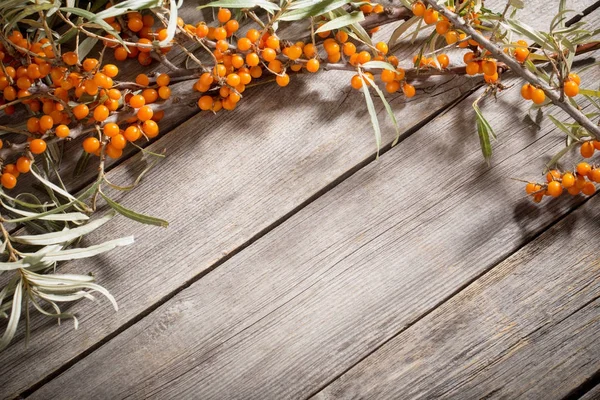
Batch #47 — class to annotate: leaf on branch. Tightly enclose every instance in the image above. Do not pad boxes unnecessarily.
[94,0,162,20]
[473,102,495,164]
[100,192,169,227]
[11,212,115,246]
[361,73,402,147]
[280,0,351,21]
[315,11,364,33]
[59,7,126,46]
[358,73,382,158]
[198,0,280,12]
[0,279,22,352]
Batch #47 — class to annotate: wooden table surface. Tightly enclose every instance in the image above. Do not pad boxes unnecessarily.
[1,1,599,399]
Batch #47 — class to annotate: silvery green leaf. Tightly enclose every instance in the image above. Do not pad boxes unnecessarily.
[0,279,22,351]
[0,260,30,271]
[280,0,351,21]
[101,192,168,227]
[359,73,382,158]
[12,212,114,245]
[40,236,134,262]
[30,166,85,207]
[316,11,364,33]
[94,0,162,19]
[361,61,397,72]
[159,0,178,46]
[77,37,98,61]
[198,0,280,12]
[362,74,402,147]
[1,200,89,223]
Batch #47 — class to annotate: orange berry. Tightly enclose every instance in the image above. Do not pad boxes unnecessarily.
[226,73,241,87]
[445,31,459,45]
[198,95,213,111]
[4,164,19,178]
[582,182,596,196]
[27,117,40,133]
[124,125,142,141]
[412,1,426,16]
[514,47,529,62]
[546,181,563,197]
[577,162,592,177]
[195,24,208,38]
[590,168,600,183]
[237,38,252,51]
[129,94,146,108]
[55,124,70,138]
[82,58,99,71]
[246,29,260,42]
[62,51,78,65]
[437,54,450,68]
[39,115,53,132]
[102,123,119,138]
[402,83,416,97]
[287,45,302,60]
[27,64,41,80]
[137,105,153,121]
[1,173,16,189]
[423,9,439,24]
[466,61,479,75]
[102,64,119,78]
[105,144,122,159]
[525,182,542,194]
[484,72,499,84]
[135,74,150,86]
[218,8,231,23]
[435,18,451,34]
[138,52,152,65]
[564,81,579,97]
[262,48,277,62]
[306,59,320,73]
[93,105,110,122]
[375,42,388,55]
[567,72,581,85]
[593,140,600,151]
[521,84,534,100]
[343,42,356,56]
[336,31,349,43]
[83,137,100,153]
[142,88,158,103]
[357,51,371,64]
[561,172,575,188]
[30,138,47,154]
[385,81,400,93]
[246,52,260,67]
[546,169,561,182]
[482,60,497,76]
[16,77,31,90]
[108,88,122,100]
[531,88,545,105]
[214,27,227,41]
[128,17,143,32]
[580,141,595,158]
[142,120,159,138]
[351,75,363,90]
[266,35,280,50]
[225,20,239,34]
[111,133,127,149]
[276,73,290,87]
[16,157,31,174]
[158,86,171,99]
[115,46,128,61]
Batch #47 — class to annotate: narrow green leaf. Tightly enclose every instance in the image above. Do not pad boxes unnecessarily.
[361,61,397,72]
[40,236,134,262]
[362,74,402,146]
[358,73,382,158]
[315,11,364,33]
[280,0,351,21]
[198,0,280,12]
[12,213,115,245]
[101,192,168,227]
[0,279,22,351]
[94,0,162,20]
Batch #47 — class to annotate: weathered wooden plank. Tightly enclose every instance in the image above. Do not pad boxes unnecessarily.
[26,58,600,398]
[0,22,477,400]
[314,195,600,400]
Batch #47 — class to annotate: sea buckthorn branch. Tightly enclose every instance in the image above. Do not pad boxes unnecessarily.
[423,0,600,139]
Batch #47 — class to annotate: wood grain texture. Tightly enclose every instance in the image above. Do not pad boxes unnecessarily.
[28,60,600,399]
[0,20,477,400]
[314,195,600,400]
